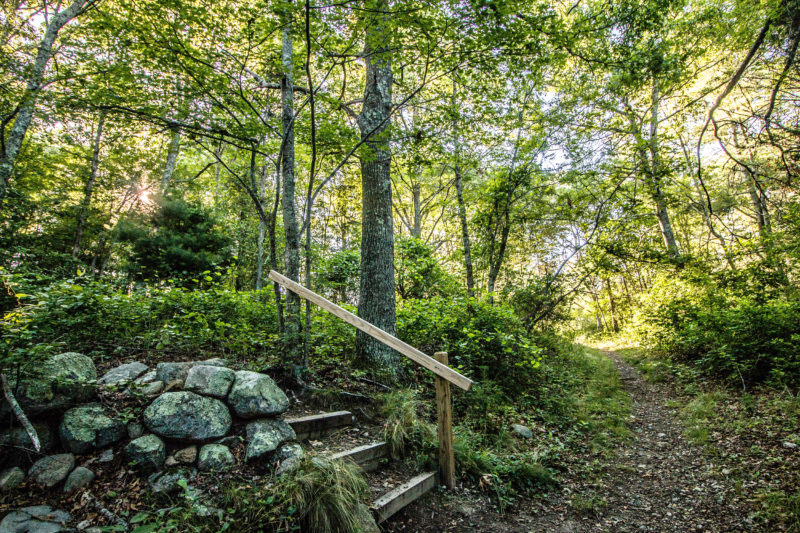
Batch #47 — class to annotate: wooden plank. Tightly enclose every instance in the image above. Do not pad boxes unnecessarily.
[269,270,473,391]
[285,410,355,440]
[434,352,456,489]
[371,471,438,523]
[330,441,387,472]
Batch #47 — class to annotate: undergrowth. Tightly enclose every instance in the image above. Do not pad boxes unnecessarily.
[124,455,369,533]
[377,344,631,512]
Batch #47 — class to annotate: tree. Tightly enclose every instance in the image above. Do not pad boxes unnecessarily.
[117,198,232,284]
[0,0,97,208]
[356,0,400,372]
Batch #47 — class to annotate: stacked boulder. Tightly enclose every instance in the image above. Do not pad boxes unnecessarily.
[0,353,302,501]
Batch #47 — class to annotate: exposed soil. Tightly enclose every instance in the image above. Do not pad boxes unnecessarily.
[385,350,752,532]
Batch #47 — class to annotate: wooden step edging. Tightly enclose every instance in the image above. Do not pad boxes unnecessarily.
[371,471,438,523]
[329,441,387,472]
[285,411,355,440]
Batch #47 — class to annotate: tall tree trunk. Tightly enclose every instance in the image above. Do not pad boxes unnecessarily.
[160,129,181,192]
[303,0,317,372]
[72,109,106,259]
[281,10,302,373]
[256,161,268,290]
[356,0,399,372]
[0,0,91,208]
[270,163,284,330]
[648,79,680,258]
[605,278,619,332]
[452,79,475,298]
[411,182,422,238]
[454,164,474,298]
[486,206,511,295]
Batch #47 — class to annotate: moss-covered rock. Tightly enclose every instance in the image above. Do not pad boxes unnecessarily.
[144,391,231,441]
[228,371,289,418]
[59,404,125,454]
[125,435,166,473]
[198,444,235,471]
[245,419,295,461]
[0,353,97,418]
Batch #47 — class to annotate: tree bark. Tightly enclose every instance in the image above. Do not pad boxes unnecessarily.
[160,129,181,192]
[454,164,474,298]
[411,182,421,238]
[281,9,302,371]
[303,0,318,372]
[270,162,284,330]
[72,109,106,258]
[648,79,680,258]
[0,0,92,208]
[256,161,268,290]
[452,79,475,298]
[356,0,400,372]
[605,277,619,332]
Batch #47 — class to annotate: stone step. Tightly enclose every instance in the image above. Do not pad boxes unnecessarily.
[285,411,355,440]
[371,471,438,523]
[329,441,388,473]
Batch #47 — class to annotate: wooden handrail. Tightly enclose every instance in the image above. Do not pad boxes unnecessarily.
[268,270,473,391]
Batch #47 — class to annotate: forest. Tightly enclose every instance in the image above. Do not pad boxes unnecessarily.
[1,0,799,531]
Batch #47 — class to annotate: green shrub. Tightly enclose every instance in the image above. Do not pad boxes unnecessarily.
[397,296,545,395]
[630,272,800,387]
[1,279,280,371]
[395,238,459,300]
[116,198,233,285]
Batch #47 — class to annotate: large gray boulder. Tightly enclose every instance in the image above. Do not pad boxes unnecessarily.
[63,466,94,493]
[228,371,289,418]
[155,362,195,385]
[0,352,97,418]
[154,360,228,386]
[98,362,148,385]
[185,365,235,399]
[59,404,125,454]
[144,391,231,441]
[0,505,71,533]
[27,454,74,488]
[198,444,235,471]
[134,370,157,385]
[245,419,296,461]
[125,435,166,473]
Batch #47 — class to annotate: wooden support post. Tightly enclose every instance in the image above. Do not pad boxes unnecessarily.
[434,351,456,489]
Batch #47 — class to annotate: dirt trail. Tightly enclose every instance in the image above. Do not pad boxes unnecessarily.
[567,351,745,532]
[387,350,749,532]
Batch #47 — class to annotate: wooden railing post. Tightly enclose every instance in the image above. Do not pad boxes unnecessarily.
[434,351,456,489]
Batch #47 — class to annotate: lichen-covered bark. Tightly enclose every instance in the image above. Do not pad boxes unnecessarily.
[356,0,400,373]
[452,79,475,298]
[281,13,302,370]
[160,129,181,191]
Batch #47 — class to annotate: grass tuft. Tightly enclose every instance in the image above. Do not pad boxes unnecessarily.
[282,456,369,533]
